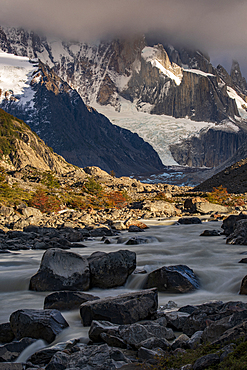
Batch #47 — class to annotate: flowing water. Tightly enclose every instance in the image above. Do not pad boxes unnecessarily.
[1,219,247,360]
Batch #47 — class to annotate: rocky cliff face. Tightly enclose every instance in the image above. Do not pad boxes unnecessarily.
[0,27,245,123]
[1,26,247,171]
[170,122,247,167]
[0,58,163,176]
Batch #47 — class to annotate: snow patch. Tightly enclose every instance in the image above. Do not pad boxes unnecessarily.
[0,51,37,104]
[227,86,247,119]
[184,69,215,77]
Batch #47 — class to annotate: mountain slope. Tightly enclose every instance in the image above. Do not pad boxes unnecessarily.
[0,52,163,176]
[1,27,247,172]
[0,107,75,173]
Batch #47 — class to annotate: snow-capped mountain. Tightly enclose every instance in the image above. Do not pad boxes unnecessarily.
[0,51,163,176]
[1,26,247,172]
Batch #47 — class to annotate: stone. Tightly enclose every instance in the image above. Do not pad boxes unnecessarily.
[29,339,80,365]
[44,291,100,310]
[143,265,200,293]
[191,202,230,215]
[128,225,144,232]
[188,331,203,349]
[138,337,170,351]
[164,311,189,331]
[138,346,164,364]
[80,288,158,326]
[200,229,221,236]
[0,364,24,370]
[212,320,247,346]
[89,321,120,342]
[10,309,69,344]
[171,334,190,350]
[222,213,247,236]
[141,200,180,216]
[100,333,127,349]
[178,217,202,224]
[0,337,36,362]
[193,353,220,370]
[227,219,247,245]
[87,250,136,289]
[239,275,247,294]
[0,323,14,343]
[29,248,90,291]
[125,236,158,245]
[21,207,42,218]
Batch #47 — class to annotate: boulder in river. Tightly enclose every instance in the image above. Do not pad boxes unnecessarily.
[221,213,247,236]
[80,288,158,326]
[87,250,136,289]
[226,219,247,245]
[143,265,200,293]
[44,291,100,310]
[10,309,69,344]
[29,248,90,291]
[191,202,230,215]
[178,217,202,224]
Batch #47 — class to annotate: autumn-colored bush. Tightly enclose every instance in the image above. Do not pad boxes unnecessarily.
[29,189,61,213]
[206,185,245,207]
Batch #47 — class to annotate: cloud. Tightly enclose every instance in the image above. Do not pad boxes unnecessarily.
[0,0,247,73]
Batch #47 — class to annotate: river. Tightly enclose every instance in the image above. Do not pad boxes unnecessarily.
[1,219,247,358]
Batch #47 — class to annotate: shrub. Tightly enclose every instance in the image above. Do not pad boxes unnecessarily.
[29,189,61,213]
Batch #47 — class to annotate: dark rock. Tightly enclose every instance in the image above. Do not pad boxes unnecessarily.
[212,320,247,346]
[100,333,127,349]
[119,322,174,348]
[164,311,190,331]
[178,217,202,224]
[193,353,220,370]
[137,346,164,364]
[89,321,120,342]
[227,219,247,245]
[143,265,200,293]
[0,323,14,344]
[128,226,144,232]
[222,213,247,236]
[47,344,130,369]
[44,291,100,310]
[188,331,203,349]
[200,230,221,236]
[138,337,170,351]
[239,258,247,263]
[29,248,90,291]
[239,275,247,294]
[171,334,190,350]
[182,301,247,337]
[90,227,115,237]
[219,343,236,361]
[45,351,70,370]
[80,288,158,326]
[87,250,136,289]
[0,364,24,370]
[125,236,157,245]
[29,339,79,365]
[0,337,36,362]
[10,309,69,344]
[178,305,197,315]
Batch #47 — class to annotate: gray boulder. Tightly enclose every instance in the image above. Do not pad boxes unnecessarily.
[10,309,69,343]
[29,248,90,291]
[80,288,158,326]
[191,202,230,214]
[89,321,120,342]
[178,217,202,224]
[143,265,200,293]
[240,275,247,294]
[88,250,136,289]
[44,291,100,310]
[193,353,220,370]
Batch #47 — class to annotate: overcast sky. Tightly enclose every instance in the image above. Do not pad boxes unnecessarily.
[0,0,247,76]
